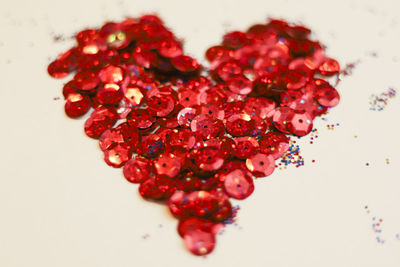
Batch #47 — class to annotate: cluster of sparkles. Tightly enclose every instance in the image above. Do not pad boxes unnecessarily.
[335,60,360,86]
[47,15,342,256]
[222,205,240,225]
[364,206,386,244]
[278,140,304,169]
[326,122,340,130]
[369,88,396,111]
[308,128,319,144]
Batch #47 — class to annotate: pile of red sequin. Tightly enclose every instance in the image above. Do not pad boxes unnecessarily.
[47,15,340,256]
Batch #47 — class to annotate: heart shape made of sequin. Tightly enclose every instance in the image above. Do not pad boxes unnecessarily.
[48,14,341,256]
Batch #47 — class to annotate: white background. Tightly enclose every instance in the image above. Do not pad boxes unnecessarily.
[0,0,399,266]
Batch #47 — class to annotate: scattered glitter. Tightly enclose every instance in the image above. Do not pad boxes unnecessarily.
[223,205,240,225]
[308,128,319,144]
[369,88,396,111]
[364,205,391,245]
[51,33,70,43]
[335,60,360,85]
[142,234,150,240]
[326,123,340,130]
[278,140,305,169]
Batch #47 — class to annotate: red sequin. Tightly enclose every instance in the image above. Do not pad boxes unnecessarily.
[171,56,200,72]
[223,169,254,200]
[191,114,223,140]
[48,15,342,257]
[272,107,295,134]
[127,109,155,129]
[96,83,123,105]
[98,65,124,84]
[138,134,164,158]
[177,107,197,127]
[154,153,181,178]
[123,157,152,183]
[259,132,289,159]
[246,153,275,177]
[84,107,118,139]
[178,217,216,237]
[193,147,224,171]
[72,71,99,91]
[287,111,313,136]
[227,75,252,95]
[242,97,276,119]
[234,137,260,159]
[183,225,216,256]
[318,58,340,76]
[314,83,340,107]
[64,93,91,118]
[225,113,254,137]
[103,142,132,168]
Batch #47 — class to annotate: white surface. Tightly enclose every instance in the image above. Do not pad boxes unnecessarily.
[0,0,399,266]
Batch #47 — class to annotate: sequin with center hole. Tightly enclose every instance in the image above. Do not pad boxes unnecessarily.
[168,129,197,150]
[234,137,260,159]
[191,114,223,140]
[287,111,313,136]
[84,107,118,139]
[127,109,155,129]
[246,153,275,177]
[123,157,152,183]
[64,93,91,118]
[177,107,197,127]
[154,153,181,178]
[147,95,175,117]
[194,147,224,171]
[103,142,132,168]
[225,113,255,137]
[259,132,289,159]
[223,169,254,200]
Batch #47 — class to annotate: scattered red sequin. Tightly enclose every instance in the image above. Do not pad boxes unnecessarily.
[48,15,341,256]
